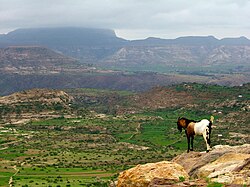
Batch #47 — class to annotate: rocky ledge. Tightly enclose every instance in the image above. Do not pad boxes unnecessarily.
[116,144,250,186]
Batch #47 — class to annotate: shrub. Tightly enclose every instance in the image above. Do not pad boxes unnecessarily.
[179,176,185,182]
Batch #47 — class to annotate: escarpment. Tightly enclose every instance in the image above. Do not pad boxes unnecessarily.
[116,144,250,186]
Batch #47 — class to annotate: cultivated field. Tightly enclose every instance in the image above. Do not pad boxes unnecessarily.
[0,83,249,186]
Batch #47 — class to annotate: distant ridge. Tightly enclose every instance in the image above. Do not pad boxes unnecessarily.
[0,27,127,47]
[0,27,250,47]
[220,36,250,45]
[131,35,250,46]
[0,27,250,93]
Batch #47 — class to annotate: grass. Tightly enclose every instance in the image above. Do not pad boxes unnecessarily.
[0,147,27,160]
[1,110,188,186]
[0,172,13,186]
[0,83,249,186]
[207,182,224,187]
[13,175,110,187]
[10,167,114,186]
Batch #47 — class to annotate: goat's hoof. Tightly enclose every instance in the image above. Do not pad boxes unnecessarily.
[206,150,210,153]
[190,149,193,151]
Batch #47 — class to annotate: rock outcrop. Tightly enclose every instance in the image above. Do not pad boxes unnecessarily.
[116,161,189,187]
[0,89,74,124]
[173,144,250,185]
[0,89,72,108]
[117,144,250,186]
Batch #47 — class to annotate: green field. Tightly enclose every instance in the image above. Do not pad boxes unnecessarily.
[0,110,197,186]
[0,83,249,186]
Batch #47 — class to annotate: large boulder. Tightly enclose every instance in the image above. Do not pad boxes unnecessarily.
[116,161,189,187]
[116,145,250,186]
[173,144,250,186]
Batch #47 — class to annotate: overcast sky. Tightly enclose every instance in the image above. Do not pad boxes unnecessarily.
[0,0,250,39]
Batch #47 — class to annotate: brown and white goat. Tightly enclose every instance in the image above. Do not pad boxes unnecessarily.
[177,116,214,153]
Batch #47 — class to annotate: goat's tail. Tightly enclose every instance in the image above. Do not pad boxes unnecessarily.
[210,116,214,124]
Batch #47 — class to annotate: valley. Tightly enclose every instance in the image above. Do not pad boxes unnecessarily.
[0,83,249,186]
[1,28,250,97]
[0,27,249,186]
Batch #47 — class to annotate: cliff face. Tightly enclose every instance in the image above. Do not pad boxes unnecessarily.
[173,144,250,185]
[116,161,189,187]
[0,46,91,75]
[0,88,72,105]
[117,144,250,186]
[103,45,250,74]
[0,89,73,124]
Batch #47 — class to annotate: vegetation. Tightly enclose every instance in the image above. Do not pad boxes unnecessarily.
[0,83,249,186]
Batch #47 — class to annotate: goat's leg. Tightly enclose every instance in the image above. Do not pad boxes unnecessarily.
[206,128,212,151]
[203,131,210,152]
[190,136,194,151]
[187,135,190,152]
[185,131,190,153]
[207,128,211,147]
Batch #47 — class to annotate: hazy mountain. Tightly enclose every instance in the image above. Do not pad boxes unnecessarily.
[131,35,220,46]
[3,27,248,47]
[0,27,127,61]
[129,35,250,46]
[1,27,250,65]
[1,27,126,46]
[0,27,250,95]
[220,36,250,45]
[103,44,250,73]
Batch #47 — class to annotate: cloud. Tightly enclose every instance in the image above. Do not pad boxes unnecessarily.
[0,0,250,39]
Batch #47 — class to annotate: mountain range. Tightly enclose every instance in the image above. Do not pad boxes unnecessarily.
[1,27,250,47]
[0,27,250,95]
[0,27,250,70]
[1,27,250,73]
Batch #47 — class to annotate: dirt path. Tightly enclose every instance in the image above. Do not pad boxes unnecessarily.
[129,123,141,140]
[9,165,19,187]
[8,162,26,187]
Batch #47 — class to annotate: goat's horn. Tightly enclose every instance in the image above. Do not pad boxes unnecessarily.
[210,116,214,123]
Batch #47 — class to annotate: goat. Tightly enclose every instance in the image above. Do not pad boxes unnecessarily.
[177,116,214,153]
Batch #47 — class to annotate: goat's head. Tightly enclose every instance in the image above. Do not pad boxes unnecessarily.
[177,117,183,133]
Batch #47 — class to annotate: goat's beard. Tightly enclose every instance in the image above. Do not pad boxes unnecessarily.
[177,125,182,133]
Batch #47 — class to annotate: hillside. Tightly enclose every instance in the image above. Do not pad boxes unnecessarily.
[0,46,92,75]
[0,88,72,105]
[1,68,249,96]
[103,44,250,73]
[0,89,73,124]
[0,83,249,186]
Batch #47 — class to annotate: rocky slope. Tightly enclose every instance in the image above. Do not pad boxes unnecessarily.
[0,46,91,74]
[103,45,250,73]
[0,88,72,105]
[116,161,189,187]
[116,144,250,186]
[173,144,250,185]
[0,89,73,124]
